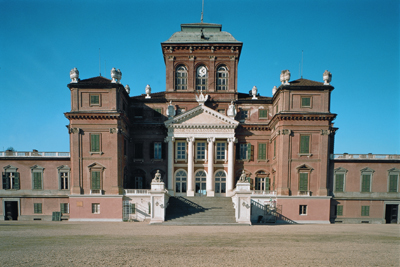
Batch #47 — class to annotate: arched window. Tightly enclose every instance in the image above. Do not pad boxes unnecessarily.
[215,170,226,194]
[175,170,187,193]
[175,65,187,90]
[217,65,228,90]
[196,65,208,91]
[195,170,207,195]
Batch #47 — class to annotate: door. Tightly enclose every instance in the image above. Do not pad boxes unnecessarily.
[195,170,207,196]
[5,201,18,220]
[215,170,226,196]
[385,204,398,224]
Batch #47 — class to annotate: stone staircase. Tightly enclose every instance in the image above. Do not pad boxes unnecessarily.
[163,196,237,225]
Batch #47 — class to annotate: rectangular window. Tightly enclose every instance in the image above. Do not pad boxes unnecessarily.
[33,172,42,190]
[258,109,268,119]
[299,173,308,191]
[90,94,100,106]
[60,203,69,214]
[258,143,266,160]
[389,174,398,192]
[92,203,100,214]
[60,172,69,190]
[2,172,20,190]
[91,171,101,190]
[154,142,162,159]
[361,174,371,192]
[196,142,206,160]
[177,142,186,160]
[240,110,248,120]
[239,143,251,160]
[299,205,307,215]
[335,173,344,192]
[130,203,136,214]
[301,96,311,108]
[34,203,42,214]
[300,135,310,154]
[216,142,226,160]
[336,205,343,216]
[90,134,100,152]
[134,143,143,159]
[153,108,162,118]
[361,206,370,216]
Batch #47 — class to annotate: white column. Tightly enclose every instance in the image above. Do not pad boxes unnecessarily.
[187,137,195,197]
[165,137,174,195]
[207,137,215,197]
[227,137,236,196]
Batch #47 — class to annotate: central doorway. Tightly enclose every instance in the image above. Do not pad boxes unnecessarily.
[4,201,18,220]
[385,204,398,224]
[195,170,207,196]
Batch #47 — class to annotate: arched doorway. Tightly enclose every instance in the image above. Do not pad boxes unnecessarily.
[195,170,207,196]
[214,170,227,196]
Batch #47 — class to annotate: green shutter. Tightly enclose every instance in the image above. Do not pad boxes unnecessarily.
[2,172,10,189]
[335,174,344,192]
[131,203,136,214]
[361,174,371,192]
[259,109,268,118]
[258,143,266,160]
[361,206,370,216]
[301,97,311,107]
[33,172,42,189]
[299,173,308,191]
[34,203,42,214]
[91,171,101,190]
[389,175,398,192]
[265,177,270,191]
[91,134,100,152]
[273,140,276,157]
[337,205,343,216]
[52,211,61,221]
[247,143,252,160]
[300,135,310,154]
[13,173,20,190]
[90,95,99,105]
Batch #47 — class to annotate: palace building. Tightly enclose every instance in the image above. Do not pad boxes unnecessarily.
[1,22,399,224]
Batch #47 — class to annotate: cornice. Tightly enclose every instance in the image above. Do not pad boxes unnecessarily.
[271,113,337,123]
[64,112,123,120]
[239,125,270,131]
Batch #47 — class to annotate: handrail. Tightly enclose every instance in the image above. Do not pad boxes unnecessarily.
[0,151,70,157]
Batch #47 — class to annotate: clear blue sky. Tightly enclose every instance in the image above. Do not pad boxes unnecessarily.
[0,0,399,154]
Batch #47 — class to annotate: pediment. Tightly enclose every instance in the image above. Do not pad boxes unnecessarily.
[360,167,374,173]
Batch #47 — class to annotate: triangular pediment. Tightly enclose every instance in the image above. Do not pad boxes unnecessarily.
[165,105,238,129]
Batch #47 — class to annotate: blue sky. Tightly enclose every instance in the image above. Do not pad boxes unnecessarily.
[0,0,399,154]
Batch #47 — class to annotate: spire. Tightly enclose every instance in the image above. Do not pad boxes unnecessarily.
[201,0,204,23]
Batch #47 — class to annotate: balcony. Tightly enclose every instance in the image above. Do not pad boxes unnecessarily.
[252,190,277,196]
[331,154,400,160]
[124,189,150,195]
[298,190,311,196]
[90,190,104,195]
[0,150,70,158]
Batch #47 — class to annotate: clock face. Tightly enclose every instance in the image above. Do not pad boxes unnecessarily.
[198,66,207,77]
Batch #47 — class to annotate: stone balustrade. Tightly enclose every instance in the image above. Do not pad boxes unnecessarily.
[124,189,150,195]
[331,154,400,160]
[0,151,70,157]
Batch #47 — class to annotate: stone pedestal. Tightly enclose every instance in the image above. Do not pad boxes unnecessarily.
[232,182,252,225]
[149,181,168,224]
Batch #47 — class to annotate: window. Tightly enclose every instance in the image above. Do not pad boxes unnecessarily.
[90,94,100,106]
[92,203,100,214]
[215,170,226,194]
[299,173,308,191]
[196,65,208,91]
[153,108,162,118]
[259,109,268,119]
[196,142,206,160]
[388,170,399,192]
[239,109,248,120]
[130,203,136,214]
[216,142,226,160]
[175,170,187,193]
[60,203,69,214]
[176,141,186,160]
[134,143,143,159]
[299,135,310,154]
[34,203,42,214]
[2,167,20,190]
[299,205,307,215]
[301,96,311,108]
[216,66,228,90]
[31,165,44,190]
[336,205,343,216]
[90,134,101,153]
[335,173,344,192]
[154,142,162,160]
[361,174,371,192]
[238,143,251,160]
[361,206,370,216]
[255,177,270,191]
[60,172,69,190]
[195,170,207,194]
[175,65,187,90]
[258,143,266,160]
[91,171,101,190]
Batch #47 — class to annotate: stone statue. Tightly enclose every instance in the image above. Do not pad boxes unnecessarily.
[280,70,290,85]
[111,68,122,84]
[239,170,247,183]
[125,85,130,94]
[227,101,237,118]
[195,89,209,105]
[251,86,258,99]
[166,100,176,118]
[70,68,79,83]
[145,84,151,99]
[152,170,162,183]
[323,70,332,85]
[272,85,277,95]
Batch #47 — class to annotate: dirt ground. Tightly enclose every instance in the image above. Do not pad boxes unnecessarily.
[0,221,399,267]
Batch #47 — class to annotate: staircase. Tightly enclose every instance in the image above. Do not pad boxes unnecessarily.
[163,196,237,225]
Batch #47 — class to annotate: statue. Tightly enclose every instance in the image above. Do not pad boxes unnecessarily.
[152,170,162,183]
[145,84,151,99]
[280,70,290,85]
[195,89,209,105]
[70,68,79,83]
[239,170,248,183]
[251,86,258,99]
[323,70,332,85]
[227,101,237,118]
[272,86,277,95]
[125,85,130,94]
[111,68,122,84]
[166,100,176,118]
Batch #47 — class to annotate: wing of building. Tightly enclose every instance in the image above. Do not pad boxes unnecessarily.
[1,22,399,224]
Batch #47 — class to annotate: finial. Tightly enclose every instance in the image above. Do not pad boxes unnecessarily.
[251,86,258,100]
[145,84,151,99]
[70,68,79,83]
[280,70,290,85]
[323,70,332,85]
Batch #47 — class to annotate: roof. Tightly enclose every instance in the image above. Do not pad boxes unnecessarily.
[67,76,125,90]
[78,76,112,84]
[288,78,325,87]
[163,23,242,44]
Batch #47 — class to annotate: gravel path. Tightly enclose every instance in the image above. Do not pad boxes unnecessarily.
[0,221,399,266]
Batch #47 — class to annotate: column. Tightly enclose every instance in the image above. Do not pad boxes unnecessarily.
[207,137,215,197]
[227,137,236,196]
[187,137,195,197]
[165,137,174,195]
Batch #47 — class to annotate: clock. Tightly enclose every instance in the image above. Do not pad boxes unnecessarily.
[198,66,207,77]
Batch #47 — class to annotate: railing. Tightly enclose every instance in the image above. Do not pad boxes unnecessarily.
[90,189,103,195]
[331,154,400,160]
[298,190,311,196]
[252,190,277,196]
[0,151,70,157]
[124,189,150,195]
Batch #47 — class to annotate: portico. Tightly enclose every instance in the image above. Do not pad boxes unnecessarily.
[164,104,239,197]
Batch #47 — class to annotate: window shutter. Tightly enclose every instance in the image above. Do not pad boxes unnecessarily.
[60,203,65,214]
[258,143,266,160]
[361,174,370,192]
[299,173,308,191]
[300,135,310,154]
[337,205,343,216]
[14,173,20,190]
[389,175,398,192]
[247,143,252,161]
[265,177,270,191]
[335,174,344,192]
[273,140,276,157]
[131,203,136,214]
[2,172,10,190]
[91,171,101,190]
[33,172,42,189]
